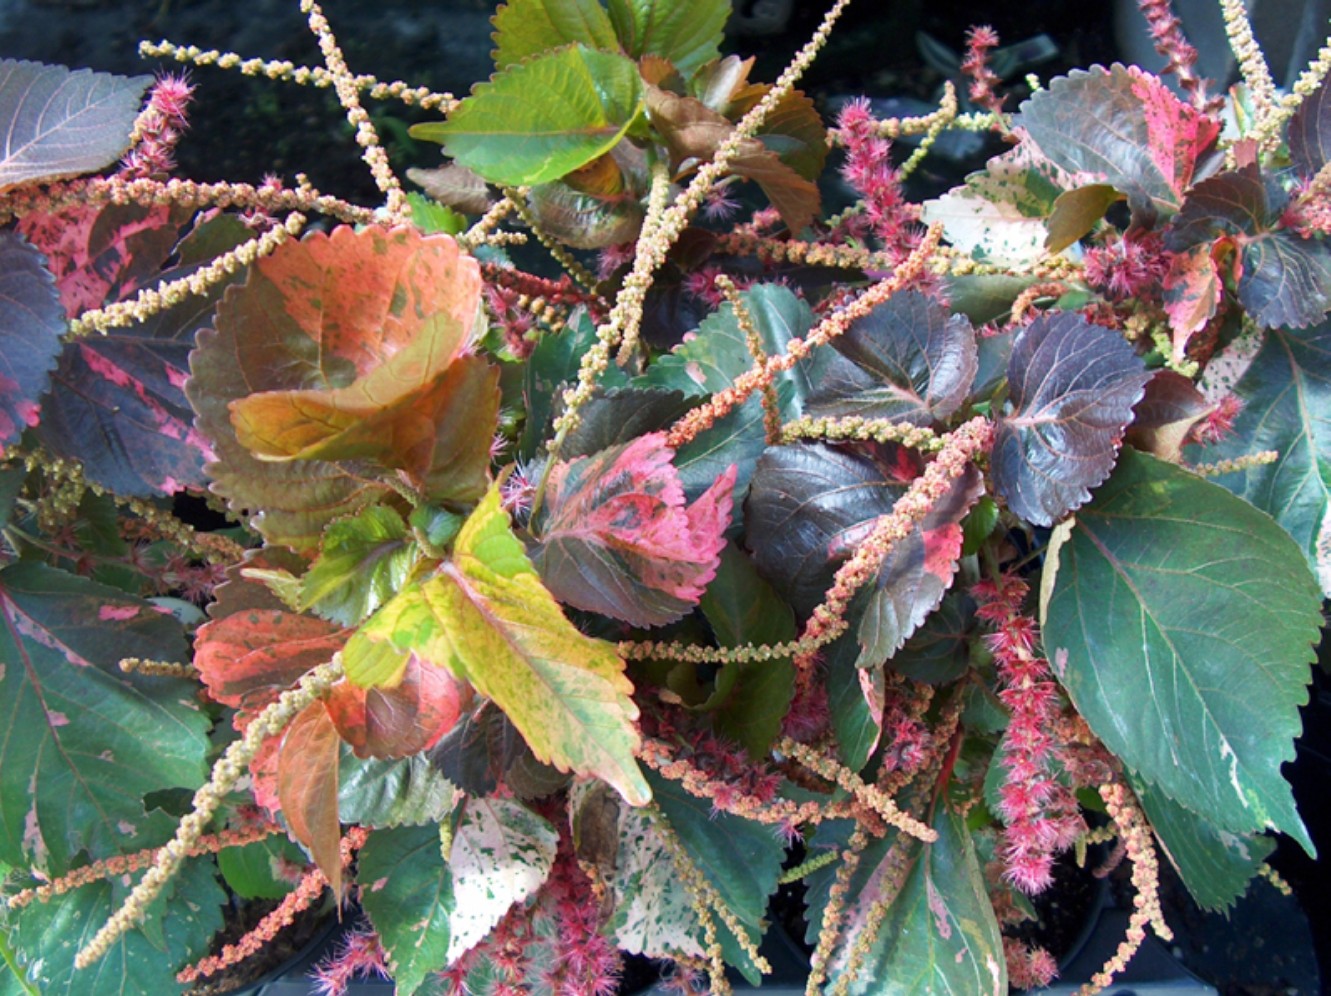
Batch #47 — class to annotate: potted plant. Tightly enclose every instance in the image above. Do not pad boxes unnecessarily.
[1,0,1327,992]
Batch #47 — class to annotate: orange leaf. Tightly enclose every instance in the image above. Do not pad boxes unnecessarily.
[277,702,344,900]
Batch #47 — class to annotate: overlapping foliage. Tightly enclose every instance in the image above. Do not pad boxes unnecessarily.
[1,1,1329,994]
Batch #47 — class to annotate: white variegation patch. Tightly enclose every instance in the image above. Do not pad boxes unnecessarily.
[445,796,557,964]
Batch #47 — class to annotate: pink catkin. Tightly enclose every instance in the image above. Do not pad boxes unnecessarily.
[961,25,1006,115]
[973,574,1085,895]
[835,98,922,266]
[310,925,389,996]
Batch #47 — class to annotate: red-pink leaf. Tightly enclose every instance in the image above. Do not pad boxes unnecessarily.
[195,610,346,715]
[324,657,470,759]
[277,701,344,899]
[1163,243,1222,358]
[531,433,736,626]
[1018,64,1220,216]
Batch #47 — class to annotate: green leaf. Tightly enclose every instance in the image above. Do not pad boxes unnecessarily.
[826,633,877,771]
[216,833,309,900]
[1131,775,1274,912]
[339,749,460,828]
[1200,324,1331,594]
[346,485,651,805]
[360,823,456,996]
[647,769,784,984]
[640,283,821,497]
[698,543,796,756]
[492,0,621,69]
[520,308,628,460]
[1040,449,1321,852]
[809,806,1007,995]
[606,0,730,75]
[417,45,644,187]
[9,854,224,996]
[445,797,558,963]
[300,505,420,627]
[0,563,207,875]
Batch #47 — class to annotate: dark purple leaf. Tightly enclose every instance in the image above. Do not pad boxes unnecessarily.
[0,230,64,453]
[1238,230,1331,330]
[1126,369,1214,462]
[745,443,898,615]
[992,311,1149,526]
[1017,64,1220,216]
[745,443,978,661]
[808,289,978,425]
[855,464,983,665]
[1166,166,1331,329]
[30,216,249,494]
[1287,76,1331,179]
[1165,164,1275,248]
[0,59,149,192]
[531,432,735,626]
[425,702,526,797]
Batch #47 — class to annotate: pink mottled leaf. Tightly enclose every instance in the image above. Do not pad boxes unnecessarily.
[1018,64,1220,216]
[17,201,185,317]
[992,311,1150,526]
[531,433,736,627]
[0,230,64,454]
[1163,243,1222,359]
[30,214,249,494]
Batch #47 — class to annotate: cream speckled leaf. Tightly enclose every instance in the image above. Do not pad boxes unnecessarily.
[446,797,558,963]
[606,804,705,959]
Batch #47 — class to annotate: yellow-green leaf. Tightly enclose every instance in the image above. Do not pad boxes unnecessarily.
[346,486,650,805]
[413,45,643,187]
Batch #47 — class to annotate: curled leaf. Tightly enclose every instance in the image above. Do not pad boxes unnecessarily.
[277,701,344,898]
